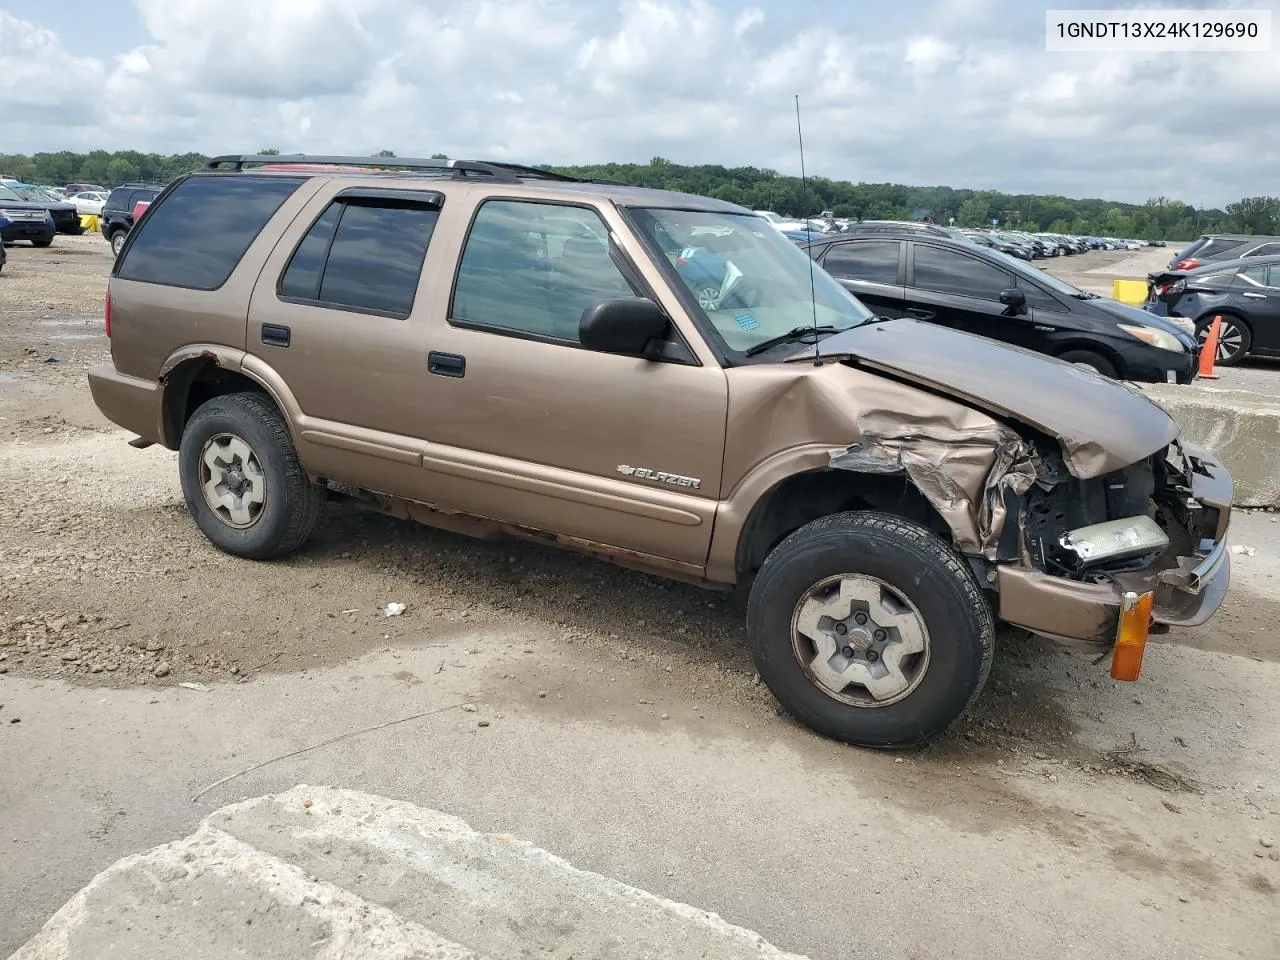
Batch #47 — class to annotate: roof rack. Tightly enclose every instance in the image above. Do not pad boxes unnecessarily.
[205,154,585,185]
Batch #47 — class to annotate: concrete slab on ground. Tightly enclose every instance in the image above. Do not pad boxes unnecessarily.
[10,785,809,960]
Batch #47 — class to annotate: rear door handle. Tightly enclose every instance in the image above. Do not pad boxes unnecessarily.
[428,351,466,378]
[261,323,291,348]
[906,307,935,320]
[1242,292,1267,299]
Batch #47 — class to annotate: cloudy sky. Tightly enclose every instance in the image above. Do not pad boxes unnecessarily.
[1,0,1276,206]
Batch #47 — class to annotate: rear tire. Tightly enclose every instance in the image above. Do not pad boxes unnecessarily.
[1196,315,1250,366]
[1057,349,1118,379]
[179,392,325,560]
[746,511,994,749]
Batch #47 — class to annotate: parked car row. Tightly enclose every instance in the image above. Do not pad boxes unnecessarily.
[755,212,1154,258]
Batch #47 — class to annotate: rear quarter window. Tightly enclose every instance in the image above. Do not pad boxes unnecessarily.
[117,176,304,290]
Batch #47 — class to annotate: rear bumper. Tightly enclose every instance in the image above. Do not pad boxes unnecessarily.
[86,363,165,444]
[997,444,1233,648]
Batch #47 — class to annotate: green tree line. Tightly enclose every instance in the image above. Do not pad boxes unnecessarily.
[3,149,1276,240]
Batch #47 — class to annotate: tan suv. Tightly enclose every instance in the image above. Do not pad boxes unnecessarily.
[88,155,1233,748]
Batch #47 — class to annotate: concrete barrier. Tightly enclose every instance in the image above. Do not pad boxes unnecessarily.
[1141,383,1280,507]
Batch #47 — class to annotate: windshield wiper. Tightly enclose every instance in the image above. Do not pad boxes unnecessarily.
[745,325,839,356]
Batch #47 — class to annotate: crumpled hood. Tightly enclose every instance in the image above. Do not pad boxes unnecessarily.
[808,318,1180,478]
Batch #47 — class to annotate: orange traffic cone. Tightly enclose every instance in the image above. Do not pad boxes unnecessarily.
[1197,316,1221,380]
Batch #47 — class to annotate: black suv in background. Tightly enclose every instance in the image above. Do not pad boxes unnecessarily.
[803,231,1199,383]
[102,184,163,255]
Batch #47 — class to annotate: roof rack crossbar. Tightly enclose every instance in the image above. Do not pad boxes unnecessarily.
[205,154,532,183]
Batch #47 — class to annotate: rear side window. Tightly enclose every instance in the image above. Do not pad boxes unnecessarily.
[278,198,438,317]
[822,240,900,284]
[1195,238,1242,260]
[1174,237,1209,259]
[118,176,304,290]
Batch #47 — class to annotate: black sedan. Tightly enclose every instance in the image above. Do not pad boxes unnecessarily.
[1145,253,1280,365]
[803,232,1200,383]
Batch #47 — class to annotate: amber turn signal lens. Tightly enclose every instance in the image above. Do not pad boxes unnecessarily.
[1111,590,1154,681]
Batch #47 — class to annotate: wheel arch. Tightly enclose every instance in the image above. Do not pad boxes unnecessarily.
[1049,340,1125,377]
[159,348,297,450]
[709,457,954,585]
[1194,307,1252,337]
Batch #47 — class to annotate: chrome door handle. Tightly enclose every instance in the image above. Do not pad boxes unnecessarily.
[1242,292,1267,299]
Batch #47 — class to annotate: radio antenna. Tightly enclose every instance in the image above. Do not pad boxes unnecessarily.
[795,94,822,365]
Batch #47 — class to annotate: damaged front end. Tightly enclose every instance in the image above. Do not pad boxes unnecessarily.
[829,421,1232,665]
[1000,439,1231,648]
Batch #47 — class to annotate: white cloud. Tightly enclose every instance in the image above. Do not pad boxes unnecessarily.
[0,11,104,121]
[904,36,959,75]
[1,0,1277,208]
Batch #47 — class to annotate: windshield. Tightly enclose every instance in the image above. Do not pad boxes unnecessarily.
[627,208,875,354]
[9,185,53,202]
[0,184,24,202]
[982,246,1088,297]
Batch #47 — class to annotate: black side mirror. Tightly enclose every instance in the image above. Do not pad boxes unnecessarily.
[999,287,1027,314]
[579,298,671,357]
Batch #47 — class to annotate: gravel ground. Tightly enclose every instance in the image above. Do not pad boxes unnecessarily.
[3,237,1279,958]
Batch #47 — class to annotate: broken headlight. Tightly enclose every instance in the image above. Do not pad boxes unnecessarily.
[1060,516,1169,568]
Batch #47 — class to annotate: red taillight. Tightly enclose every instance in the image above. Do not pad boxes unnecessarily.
[1175,258,1199,270]
[104,290,112,338]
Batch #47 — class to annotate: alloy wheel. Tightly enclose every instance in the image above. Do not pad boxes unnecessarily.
[790,574,931,707]
[198,432,267,528]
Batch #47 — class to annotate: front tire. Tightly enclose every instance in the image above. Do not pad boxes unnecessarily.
[109,230,127,256]
[179,392,325,560]
[746,512,993,749]
[32,239,52,248]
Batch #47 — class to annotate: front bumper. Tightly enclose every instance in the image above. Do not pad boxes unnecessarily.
[51,210,82,234]
[1115,339,1197,385]
[1,221,55,243]
[996,443,1233,648]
